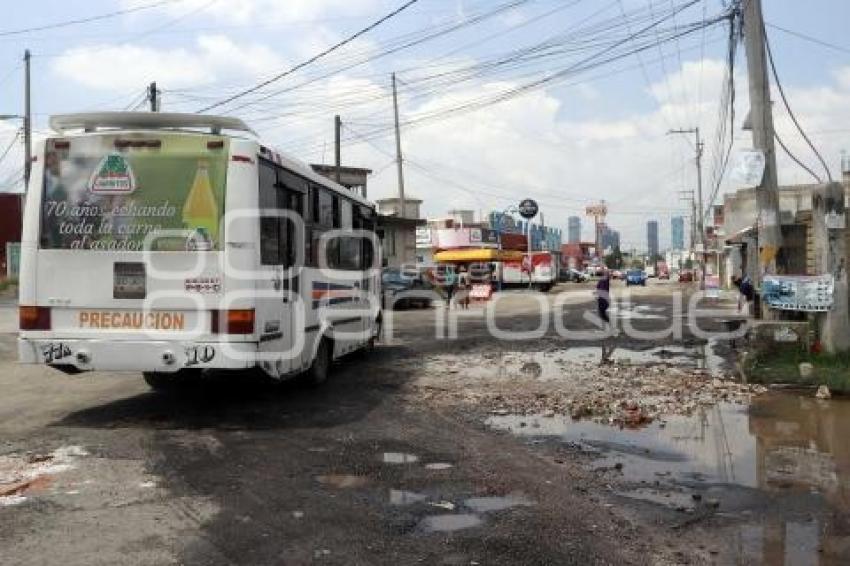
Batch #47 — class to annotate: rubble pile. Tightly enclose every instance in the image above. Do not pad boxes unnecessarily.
[410,353,767,427]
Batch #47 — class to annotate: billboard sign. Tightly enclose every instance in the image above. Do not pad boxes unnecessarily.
[518,198,538,219]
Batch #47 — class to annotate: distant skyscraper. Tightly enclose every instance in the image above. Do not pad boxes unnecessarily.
[671,216,685,250]
[599,223,620,251]
[568,216,581,243]
[647,220,659,259]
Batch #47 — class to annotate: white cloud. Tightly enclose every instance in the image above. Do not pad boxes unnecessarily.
[50,35,285,92]
[123,0,382,25]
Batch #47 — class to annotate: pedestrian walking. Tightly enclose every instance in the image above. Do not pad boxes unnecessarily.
[732,273,755,315]
[457,266,471,309]
[596,269,611,324]
[444,267,457,308]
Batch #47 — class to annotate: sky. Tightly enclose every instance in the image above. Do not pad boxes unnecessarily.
[1,0,849,251]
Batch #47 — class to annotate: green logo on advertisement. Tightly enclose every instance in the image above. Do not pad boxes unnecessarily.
[89,153,136,195]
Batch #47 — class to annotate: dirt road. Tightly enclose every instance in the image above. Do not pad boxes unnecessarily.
[1,281,848,565]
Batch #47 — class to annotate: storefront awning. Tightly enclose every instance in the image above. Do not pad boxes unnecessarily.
[433,248,524,263]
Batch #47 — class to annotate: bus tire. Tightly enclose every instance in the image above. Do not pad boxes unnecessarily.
[306,337,333,387]
[143,371,182,392]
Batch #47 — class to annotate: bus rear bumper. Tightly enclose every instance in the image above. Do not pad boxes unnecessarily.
[18,337,257,373]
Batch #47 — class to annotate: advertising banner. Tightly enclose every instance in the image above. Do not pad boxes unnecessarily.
[40,134,228,252]
[762,274,834,312]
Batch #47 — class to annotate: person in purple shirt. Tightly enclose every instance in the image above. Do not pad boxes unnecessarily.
[596,269,611,323]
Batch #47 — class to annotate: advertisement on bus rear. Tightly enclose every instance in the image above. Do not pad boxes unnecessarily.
[40,134,228,252]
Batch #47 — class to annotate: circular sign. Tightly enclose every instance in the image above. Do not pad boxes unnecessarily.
[518,198,538,219]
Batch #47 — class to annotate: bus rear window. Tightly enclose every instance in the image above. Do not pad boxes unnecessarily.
[40,134,228,251]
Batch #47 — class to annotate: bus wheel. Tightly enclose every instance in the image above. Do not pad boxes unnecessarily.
[143,371,183,392]
[306,337,333,387]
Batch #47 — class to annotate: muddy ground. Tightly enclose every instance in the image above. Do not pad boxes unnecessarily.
[1,280,848,565]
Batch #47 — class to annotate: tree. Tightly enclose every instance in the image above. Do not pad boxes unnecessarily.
[604,247,623,270]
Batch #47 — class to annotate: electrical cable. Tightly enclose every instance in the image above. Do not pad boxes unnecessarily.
[197,0,421,113]
[766,22,850,56]
[764,25,832,182]
[775,131,822,184]
[0,0,183,37]
[220,0,531,115]
[0,131,21,168]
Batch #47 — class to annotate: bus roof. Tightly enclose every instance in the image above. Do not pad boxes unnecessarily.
[49,112,256,136]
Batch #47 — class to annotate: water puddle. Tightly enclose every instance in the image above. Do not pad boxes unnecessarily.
[382,452,419,464]
[610,304,666,320]
[315,474,370,489]
[488,393,850,564]
[417,513,482,533]
[464,493,534,513]
[389,489,428,505]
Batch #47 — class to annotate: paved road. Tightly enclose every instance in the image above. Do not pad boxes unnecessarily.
[1,282,726,565]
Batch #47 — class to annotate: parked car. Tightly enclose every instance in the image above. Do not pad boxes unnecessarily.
[382,267,434,309]
[560,268,588,283]
[625,269,647,286]
[611,270,624,280]
[678,269,694,283]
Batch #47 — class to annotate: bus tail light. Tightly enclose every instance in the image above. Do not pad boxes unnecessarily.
[211,309,254,335]
[20,306,51,331]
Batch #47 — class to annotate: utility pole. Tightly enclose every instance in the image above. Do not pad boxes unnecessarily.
[669,128,706,288]
[391,72,406,218]
[678,190,696,267]
[23,49,31,191]
[742,0,782,285]
[334,114,341,184]
[148,81,159,112]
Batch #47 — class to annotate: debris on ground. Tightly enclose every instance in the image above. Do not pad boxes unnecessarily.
[816,385,832,399]
[0,445,88,505]
[408,349,767,427]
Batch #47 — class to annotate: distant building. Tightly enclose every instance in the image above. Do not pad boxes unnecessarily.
[446,209,475,225]
[599,223,620,252]
[647,220,659,259]
[309,164,371,199]
[567,216,581,244]
[671,216,685,250]
[375,197,425,268]
[0,194,22,277]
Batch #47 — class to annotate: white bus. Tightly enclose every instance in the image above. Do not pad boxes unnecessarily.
[18,112,382,389]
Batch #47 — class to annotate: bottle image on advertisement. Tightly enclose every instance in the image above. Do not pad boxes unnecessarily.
[182,159,219,248]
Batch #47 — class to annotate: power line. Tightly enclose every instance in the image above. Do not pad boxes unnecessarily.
[764,25,832,182]
[221,0,531,115]
[0,0,183,38]
[0,131,21,168]
[198,0,421,113]
[337,3,724,150]
[766,22,850,56]
[775,131,822,184]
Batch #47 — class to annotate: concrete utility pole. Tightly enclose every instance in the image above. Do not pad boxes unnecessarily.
[669,128,706,288]
[742,0,782,284]
[148,81,159,112]
[391,73,406,218]
[334,115,341,184]
[23,49,31,191]
[679,190,696,262]
[812,182,849,353]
